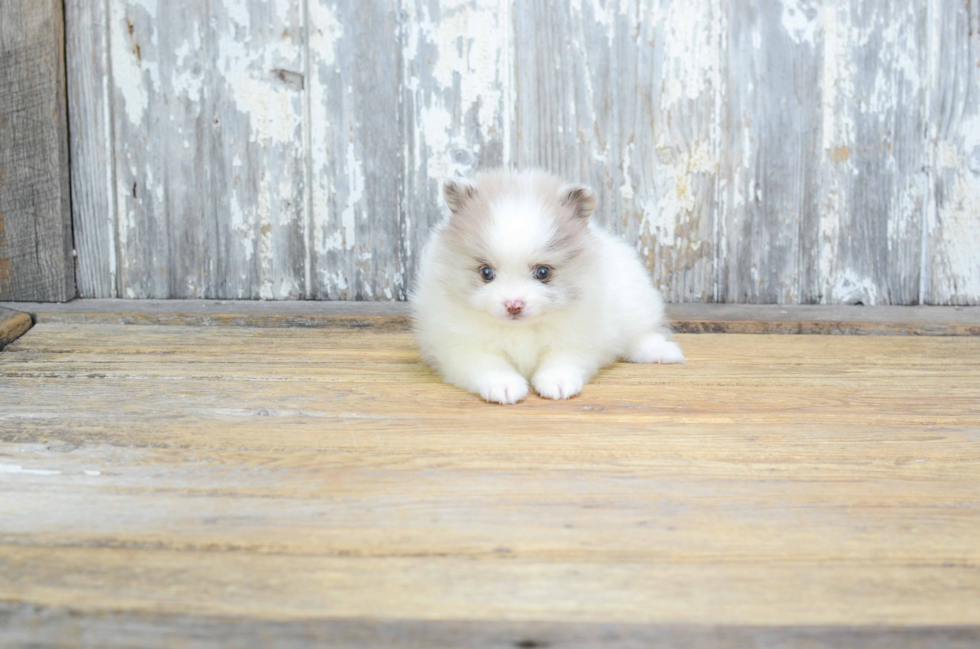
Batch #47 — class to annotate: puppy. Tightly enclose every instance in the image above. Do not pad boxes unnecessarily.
[410,169,684,404]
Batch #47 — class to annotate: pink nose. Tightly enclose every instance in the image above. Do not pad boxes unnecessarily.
[505,299,525,316]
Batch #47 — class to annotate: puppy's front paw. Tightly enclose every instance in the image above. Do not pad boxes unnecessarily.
[476,372,529,405]
[627,333,686,364]
[533,367,585,400]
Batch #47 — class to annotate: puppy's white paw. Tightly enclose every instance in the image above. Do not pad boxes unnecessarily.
[533,367,585,400]
[476,372,529,405]
[627,333,686,364]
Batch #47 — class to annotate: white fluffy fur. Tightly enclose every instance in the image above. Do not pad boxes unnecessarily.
[411,169,684,404]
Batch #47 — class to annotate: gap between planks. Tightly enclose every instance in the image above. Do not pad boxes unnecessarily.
[0,300,979,335]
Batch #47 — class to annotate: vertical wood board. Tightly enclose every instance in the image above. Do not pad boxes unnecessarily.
[66,0,116,298]
[923,0,980,305]
[210,0,308,299]
[0,0,75,302]
[307,0,403,300]
[512,0,721,304]
[400,0,511,299]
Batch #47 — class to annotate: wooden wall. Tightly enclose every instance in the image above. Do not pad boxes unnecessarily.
[65,0,980,303]
[0,0,75,302]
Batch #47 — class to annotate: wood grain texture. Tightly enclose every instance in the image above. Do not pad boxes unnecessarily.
[814,0,928,306]
[3,608,978,649]
[719,0,928,305]
[0,306,32,349]
[65,0,116,298]
[3,300,980,335]
[923,0,980,305]
[512,0,721,303]
[400,0,511,298]
[307,0,402,300]
[212,0,308,300]
[64,0,980,304]
[102,0,311,299]
[107,0,208,298]
[719,0,816,303]
[0,0,75,302]
[1,325,979,645]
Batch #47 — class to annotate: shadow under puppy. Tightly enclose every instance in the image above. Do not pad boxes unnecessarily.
[411,169,683,404]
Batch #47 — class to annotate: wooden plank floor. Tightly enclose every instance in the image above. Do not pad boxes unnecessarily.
[5,299,980,335]
[2,323,979,647]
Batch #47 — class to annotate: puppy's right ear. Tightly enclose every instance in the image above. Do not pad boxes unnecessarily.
[558,184,598,220]
[444,178,477,214]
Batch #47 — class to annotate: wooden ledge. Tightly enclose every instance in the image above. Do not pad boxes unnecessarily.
[2,604,977,649]
[667,304,980,336]
[1,300,978,335]
[0,306,32,349]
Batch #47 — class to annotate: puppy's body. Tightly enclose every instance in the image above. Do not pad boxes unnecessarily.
[411,169,683,404]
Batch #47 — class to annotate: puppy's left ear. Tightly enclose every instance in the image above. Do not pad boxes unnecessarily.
[559,184,598,220]
[444,178,478,215]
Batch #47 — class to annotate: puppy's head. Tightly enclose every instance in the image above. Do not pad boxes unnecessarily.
[437,170,597,324]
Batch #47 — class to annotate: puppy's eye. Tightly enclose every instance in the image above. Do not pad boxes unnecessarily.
[479,266,495,282]
[534,266,550,281]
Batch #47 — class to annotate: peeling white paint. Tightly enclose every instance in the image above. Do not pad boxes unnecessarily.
[619,141,634,202]
[82,0,979,304]
[660,1,718,109]
[936,141,964,170]
[328,270,349,292]
[308,2,343,267]
[819,177,842,304]
[830,269,879,305]
[878,7,921,93]
[404,0,507,183]
[322,230,343,252]
[641,140,716,247]
[0,464,62,476]
[781,0,821,46]
[171,36,204,103]
[821,3,855,152]
[213,15,303,146]
[342,139,362,251]
[110,0,159,127]
[256,171,275,298]
[229,195,253,263]
[929,171,980,302]
[308,1,343,69]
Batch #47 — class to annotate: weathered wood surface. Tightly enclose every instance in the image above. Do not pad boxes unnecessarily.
[2,609,979,649]
[1,326,979,647]
[3,300,980,335]
[0,0,75,302]
[923,0,980,305]
[309,0,405,300]
[0,306,32,349]
[66,0,979,303]
[513,0,722,304]
[64,0,114,299]
[721,0,929,306]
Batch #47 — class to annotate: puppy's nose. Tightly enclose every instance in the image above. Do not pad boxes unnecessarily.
[505,299,525,316]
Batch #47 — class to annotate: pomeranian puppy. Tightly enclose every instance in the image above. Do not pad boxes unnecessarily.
[410,169,684,404]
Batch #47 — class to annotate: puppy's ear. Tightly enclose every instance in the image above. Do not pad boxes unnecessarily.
[444,178,478,214]
[559,184,598,220]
